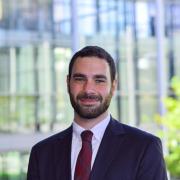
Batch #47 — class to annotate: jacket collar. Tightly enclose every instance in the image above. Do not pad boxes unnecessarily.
[90,117,126,180]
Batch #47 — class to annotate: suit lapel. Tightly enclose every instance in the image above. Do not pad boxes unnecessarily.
[54,126,72,180]
[90,118,125,180]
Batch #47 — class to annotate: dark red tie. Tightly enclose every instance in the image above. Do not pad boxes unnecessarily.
[74,130,93,180]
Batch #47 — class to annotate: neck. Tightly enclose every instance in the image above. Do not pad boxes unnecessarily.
[74,111,109,129]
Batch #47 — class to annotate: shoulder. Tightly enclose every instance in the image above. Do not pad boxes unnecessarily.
[108,118,163,160]
[110,117,161,145]
[31,126,72,151]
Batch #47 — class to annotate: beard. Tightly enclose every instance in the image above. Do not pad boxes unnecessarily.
[68,88,113,119]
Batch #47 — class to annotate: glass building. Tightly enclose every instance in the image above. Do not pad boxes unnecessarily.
[0,0,179,179]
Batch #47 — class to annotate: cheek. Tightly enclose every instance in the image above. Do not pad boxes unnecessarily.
[97,86,112,96]
[69,83,81,96]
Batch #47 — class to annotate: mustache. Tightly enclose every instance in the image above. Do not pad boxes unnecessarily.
[77,93,102,101]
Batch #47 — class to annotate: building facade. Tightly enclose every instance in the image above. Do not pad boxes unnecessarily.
[0,0,180,179]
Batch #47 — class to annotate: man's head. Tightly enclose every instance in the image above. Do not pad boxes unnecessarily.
[68,46,116,83]
[67,46,117,120]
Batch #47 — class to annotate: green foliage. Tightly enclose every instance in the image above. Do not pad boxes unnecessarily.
[156,77,180,178]
[0,173,26,180]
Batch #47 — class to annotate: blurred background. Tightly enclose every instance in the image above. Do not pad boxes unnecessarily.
[0,0,179,179]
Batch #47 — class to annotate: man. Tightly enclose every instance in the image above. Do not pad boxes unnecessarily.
[27,46,167,180]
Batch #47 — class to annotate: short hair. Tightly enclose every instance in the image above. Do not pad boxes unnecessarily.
[68,46,116,82]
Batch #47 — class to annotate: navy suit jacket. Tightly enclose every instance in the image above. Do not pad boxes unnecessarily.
[27,117,168,180]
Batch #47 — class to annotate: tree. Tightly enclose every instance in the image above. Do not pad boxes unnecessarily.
[156,77,180,178]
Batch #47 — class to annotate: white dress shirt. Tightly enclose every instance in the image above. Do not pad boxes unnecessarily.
[71,114,110,180]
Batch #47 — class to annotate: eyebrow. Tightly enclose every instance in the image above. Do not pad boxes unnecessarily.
[72,73,86,78]
[94,75,107,80]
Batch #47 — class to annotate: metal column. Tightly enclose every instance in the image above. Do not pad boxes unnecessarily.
[156,0,166,116]
[114,0,121,122]
[71,0,79,53]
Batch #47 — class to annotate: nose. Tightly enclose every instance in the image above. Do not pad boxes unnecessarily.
[83,80,95,93]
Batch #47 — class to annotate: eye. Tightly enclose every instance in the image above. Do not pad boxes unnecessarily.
[74,77,85,82]
[95,79,106,83]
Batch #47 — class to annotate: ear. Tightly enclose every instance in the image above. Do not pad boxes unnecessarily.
[111,79,117,96]
[66,75,70,83]
[66,75,70,93]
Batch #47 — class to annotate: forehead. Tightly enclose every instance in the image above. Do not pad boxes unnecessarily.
[71,57,110,76]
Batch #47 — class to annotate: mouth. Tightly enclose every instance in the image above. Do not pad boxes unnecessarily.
[79,98,99,106]
[78,94,101,106]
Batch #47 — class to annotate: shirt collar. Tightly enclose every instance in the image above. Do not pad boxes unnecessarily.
[91,114,110,141]
[73,121,85,139]
[72,114,111,141]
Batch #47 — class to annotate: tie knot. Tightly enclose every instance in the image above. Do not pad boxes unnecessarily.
[81,130,93,142]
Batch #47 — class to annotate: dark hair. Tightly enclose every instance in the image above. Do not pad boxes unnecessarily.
[68,46,116,82]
